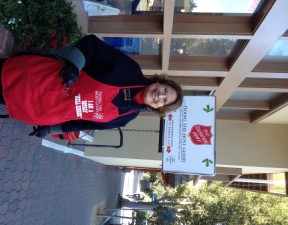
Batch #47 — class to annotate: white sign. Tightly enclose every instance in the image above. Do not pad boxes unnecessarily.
[162,96,216,175]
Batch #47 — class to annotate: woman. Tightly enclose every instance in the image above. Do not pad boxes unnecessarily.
[0,35,183,138]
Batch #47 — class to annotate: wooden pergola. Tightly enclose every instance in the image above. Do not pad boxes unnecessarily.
[70,0,288,195]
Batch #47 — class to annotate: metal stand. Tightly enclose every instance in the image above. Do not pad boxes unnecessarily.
[68,127,123,148]
[67,119,163,151]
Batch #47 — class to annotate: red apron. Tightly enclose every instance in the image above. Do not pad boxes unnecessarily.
[2,55,143,125]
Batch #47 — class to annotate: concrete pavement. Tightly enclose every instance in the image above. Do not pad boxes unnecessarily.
[0,114,126,225]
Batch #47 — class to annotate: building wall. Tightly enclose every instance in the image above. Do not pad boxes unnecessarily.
[84,116,163,168]
[85,116,288,173]
[216,120,288,173]
[68,0,88,33]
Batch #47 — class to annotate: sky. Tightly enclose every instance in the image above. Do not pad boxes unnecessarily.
[267,40,288,56]
[191,0,288,56]
[193,0,261,13]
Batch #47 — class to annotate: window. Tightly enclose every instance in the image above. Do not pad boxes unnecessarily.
[266,40,288,56]
[175,0,264,14]
[102,37,161,55]
[170,38,237,56]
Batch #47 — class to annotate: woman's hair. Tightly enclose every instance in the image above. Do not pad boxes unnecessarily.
[147,74,183,117]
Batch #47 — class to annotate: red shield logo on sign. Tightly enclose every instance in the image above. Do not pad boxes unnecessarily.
[189,125,213,145]
[166,146,171,153]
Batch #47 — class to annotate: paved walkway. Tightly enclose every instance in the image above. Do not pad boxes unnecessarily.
[0,115,125,225]
[0,25,125,225]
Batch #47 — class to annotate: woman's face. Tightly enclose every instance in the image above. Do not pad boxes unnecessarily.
[144,82,177,108]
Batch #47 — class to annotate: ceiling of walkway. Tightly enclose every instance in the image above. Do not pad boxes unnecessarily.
[79,0,288,124]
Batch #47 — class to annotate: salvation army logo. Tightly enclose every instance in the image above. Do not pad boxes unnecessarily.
[166,146,171,153]
[93,113,104,120]
[189,124,213,145]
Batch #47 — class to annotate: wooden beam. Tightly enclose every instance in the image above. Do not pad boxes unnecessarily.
[143,69,228,77]
[253,57,288,73]
[161,0,174,73]
[237,87,288,93]
[129,55,162,70]
[225,175,242,187]
[213,0,288,111]
[234,178,284,185]
[201,174,232,182]
[192,175,202,186]
[173,15,252,35]
[193,167,243,186]
[251,0,276,31]
[285,172,288,195]
[88,15,163,34]
[216,167,242,175]
[251,93,288,123]
[169,56,228,71]
[223,100,270,110]
[248,72,288,79]
[267,173,274,193]
[240,78,288,90]
[216,112,250,121]
[168,76,221,88]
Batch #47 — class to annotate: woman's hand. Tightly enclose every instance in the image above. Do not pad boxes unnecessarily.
[59,61,79,86]
[29,126,50,138]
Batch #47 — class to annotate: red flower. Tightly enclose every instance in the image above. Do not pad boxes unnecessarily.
[62,35,68,45]
[24,41,32,47]
[50,32,56,38]
[50,39,57,48]
[24,37,33,47]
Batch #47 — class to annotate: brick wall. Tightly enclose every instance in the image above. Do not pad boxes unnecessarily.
[0,23,17,57]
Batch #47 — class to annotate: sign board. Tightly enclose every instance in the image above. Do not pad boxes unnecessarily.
[162,96,216,175]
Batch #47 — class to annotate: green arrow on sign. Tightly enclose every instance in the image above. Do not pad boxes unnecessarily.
[202,158,213,167]
[203,104,214,113]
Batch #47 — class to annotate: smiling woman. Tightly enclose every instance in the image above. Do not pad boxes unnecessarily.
[0,35,183,138]
[145,75,183,117]
[144,83,177,108]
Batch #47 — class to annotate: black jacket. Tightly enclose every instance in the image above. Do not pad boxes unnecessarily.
[57,35,151,133]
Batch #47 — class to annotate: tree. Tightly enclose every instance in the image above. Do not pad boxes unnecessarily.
[175,182,288,225]
[144,172,288,225]
[170,38,236,56]
[117,194,191,225]
[119,172,288,224]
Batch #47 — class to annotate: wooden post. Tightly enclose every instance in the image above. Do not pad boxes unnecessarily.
[285,172,288,195]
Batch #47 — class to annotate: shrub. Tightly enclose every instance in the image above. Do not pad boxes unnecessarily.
[0,0,83,53]
[144,172,157,183]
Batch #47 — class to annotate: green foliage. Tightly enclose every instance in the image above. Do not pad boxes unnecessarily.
[148,172,176,199]
[144,187,153,197]
[0,0,83,53]
[178,182,288,225]
[144,172,158,183]
[175,182,195,197]
[148,175,288,225]
[134,211,150,225]
[273,173,286,194]
[139,173,288,225]
[149,205,176,225]
[170,38,236,56]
